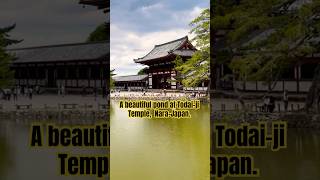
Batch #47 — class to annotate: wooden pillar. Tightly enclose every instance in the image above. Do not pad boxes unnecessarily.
[45,68,48,87]
[65,66,69,87]
[94,65,97,88]
[88,65,91,88]
[54,65,57,87]
[26,66,29,86]
[100,62,103,88]
[35,65,39,85]
[76,64,79,88]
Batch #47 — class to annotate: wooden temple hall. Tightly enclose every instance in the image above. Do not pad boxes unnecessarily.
[134,36,200,90]
[113,75,148,91]
[8,41,109,90]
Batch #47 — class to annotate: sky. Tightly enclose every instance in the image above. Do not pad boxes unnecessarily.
[110,0,209,76]
[0,0,107,48]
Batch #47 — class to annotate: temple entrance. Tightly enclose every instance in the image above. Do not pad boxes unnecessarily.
[152,74,171,89]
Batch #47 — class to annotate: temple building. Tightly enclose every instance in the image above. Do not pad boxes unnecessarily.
[8,41,109,91]
[113,75,148,91]
[134,36,197,90]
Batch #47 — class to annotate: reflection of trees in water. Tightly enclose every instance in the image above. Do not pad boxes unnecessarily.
[212,126,320,179]
[0,137,10,176]
[291,129,320,158]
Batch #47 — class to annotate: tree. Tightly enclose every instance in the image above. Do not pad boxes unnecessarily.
[0,24,21,88]
[212,0,320,111]
[87,23,109,42]
[137,67,148,75]
[175,8,210,88]
[110,69,115,89]
[172,56,184,89]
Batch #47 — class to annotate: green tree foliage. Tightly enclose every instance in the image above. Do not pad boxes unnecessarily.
[0,24,21,88]
[110,69,115,89]
[166,56,184,88]
[176,8,210,87]
[137,67,148,75]
[213,0,320,110]
[213,0,320,84]
[87,23,109,42]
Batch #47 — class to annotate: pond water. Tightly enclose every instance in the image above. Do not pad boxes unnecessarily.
[0,120,107,180]
[2,98,318,180]
[0,100,210,180]
[213,121,320,179]
[110,101,210,180]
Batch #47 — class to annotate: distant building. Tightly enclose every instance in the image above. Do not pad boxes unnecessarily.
[113,75,148,91]
[8,41,109,90]
[134,36,199,90]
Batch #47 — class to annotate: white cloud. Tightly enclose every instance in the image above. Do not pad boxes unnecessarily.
[110,4,204,76]
[172,6,205,26]
[111,24,190,76]
[140,2,165,14]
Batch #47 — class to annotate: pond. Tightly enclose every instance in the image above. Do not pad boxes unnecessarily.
[213,128,320,179]
[110,101,210,180]
[0,100,210,180]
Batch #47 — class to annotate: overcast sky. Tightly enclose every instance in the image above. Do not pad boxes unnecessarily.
[111,0,209,76]
[0,0,107,48]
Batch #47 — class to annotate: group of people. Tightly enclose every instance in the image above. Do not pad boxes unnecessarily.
[2,85,40,101]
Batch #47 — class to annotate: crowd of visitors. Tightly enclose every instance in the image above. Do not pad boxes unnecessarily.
[1,85,40,101]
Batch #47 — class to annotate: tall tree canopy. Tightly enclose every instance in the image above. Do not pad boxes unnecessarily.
[0,24,21,88]
[110,69,115,89]
[213,0,320,111]
[87,22,109,42]
[176,8,210,87]
[137,67,148,75]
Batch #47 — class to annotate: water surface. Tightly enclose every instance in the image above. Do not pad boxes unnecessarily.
[110,100,210,180]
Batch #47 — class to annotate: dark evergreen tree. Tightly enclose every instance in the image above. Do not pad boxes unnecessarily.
[0,24,21,88]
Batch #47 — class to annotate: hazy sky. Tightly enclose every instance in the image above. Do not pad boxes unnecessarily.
[111,0,209,76]
[0,0,107,48]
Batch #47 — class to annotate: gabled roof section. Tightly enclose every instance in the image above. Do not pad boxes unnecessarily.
[113,75,148,82]
[134,36,196,63]
[8,41,109,64]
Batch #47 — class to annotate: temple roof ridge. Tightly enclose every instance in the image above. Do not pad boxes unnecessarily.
[134,35,195,63]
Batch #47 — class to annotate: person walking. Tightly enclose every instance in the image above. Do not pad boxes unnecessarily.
[28,87,33,100]
[35,85,40,95]
[13,87,18,101]
[61,85,65,97]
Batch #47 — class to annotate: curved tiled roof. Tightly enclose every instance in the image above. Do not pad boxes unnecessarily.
[8,41,109,64]
[134,36,196,63]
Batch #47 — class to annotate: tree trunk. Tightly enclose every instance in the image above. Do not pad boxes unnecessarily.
[305,64,320,112]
